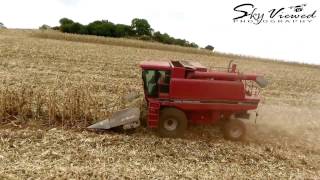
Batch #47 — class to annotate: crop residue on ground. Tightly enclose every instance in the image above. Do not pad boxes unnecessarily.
[0,29,319,178]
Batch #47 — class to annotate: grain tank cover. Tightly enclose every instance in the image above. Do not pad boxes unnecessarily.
[176,61,207,71]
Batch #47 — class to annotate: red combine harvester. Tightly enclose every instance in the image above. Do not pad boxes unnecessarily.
[140,61,267,140]
[88,61,267,141]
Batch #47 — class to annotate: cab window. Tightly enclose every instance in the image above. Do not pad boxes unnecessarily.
[142,70,170,97]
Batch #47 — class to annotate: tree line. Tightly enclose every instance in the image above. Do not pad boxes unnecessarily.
[51,18,200,48]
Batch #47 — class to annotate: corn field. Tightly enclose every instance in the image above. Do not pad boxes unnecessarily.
[0,29,319,179]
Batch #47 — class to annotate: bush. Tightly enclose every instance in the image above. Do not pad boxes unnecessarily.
[139,35,152,41]
[205,45,214,51]
[152,31,198,47]
[189,42,199,48]
[173,38,188,46]
[0,22,6,29]
[51,26,60,30]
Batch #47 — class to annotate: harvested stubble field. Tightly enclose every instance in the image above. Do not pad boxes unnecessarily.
[0,29,319,179]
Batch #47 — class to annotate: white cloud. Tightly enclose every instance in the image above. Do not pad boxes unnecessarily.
[57,0,80,7]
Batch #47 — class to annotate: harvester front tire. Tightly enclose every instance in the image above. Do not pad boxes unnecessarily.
[159,108,187,138]
[223,119,246,141]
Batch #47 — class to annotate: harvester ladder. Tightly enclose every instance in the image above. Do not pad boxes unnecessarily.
[148,101,160,128]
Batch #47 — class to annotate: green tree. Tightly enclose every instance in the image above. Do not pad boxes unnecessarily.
[60,23,72,33]
[87,20,115,37]
[79,25,88,34]
[58,18,87,34]
[131,18,152,36]
[114,24,133,37]
[59,18,74,33]
[59,18,74,25]
[153,31,163,42]
[161,33,174,44]
[69,22,82,33]
[152,32,175,44]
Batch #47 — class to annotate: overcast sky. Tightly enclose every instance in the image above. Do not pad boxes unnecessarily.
[1,0,319,64]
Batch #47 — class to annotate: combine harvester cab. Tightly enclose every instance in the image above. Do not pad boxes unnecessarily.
[140,60,267,140]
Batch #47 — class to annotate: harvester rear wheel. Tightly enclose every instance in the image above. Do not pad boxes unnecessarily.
[223,118,246,141]
[159,108,187,138]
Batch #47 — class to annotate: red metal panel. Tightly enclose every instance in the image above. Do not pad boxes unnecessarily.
[169,78,245,100]
[157,99,258,111]
[190,71,239,80]
[189,71,259,81]
[172,102,257,111]
[171,67,185,78]
[187,111,220,124]
[140,61,171,70]
[146,98,257,127]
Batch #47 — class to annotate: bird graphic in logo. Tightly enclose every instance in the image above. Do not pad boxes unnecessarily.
[289,4,307,12]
